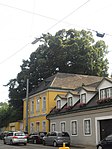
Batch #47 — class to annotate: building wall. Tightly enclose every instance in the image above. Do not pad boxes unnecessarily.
[3,121,23,132]
[49,107,112,146]
[23,89,67,133]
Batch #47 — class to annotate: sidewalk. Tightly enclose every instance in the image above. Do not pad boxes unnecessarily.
[71,144,96,149]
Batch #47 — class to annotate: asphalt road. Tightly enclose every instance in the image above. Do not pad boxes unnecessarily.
[0,140,96,149]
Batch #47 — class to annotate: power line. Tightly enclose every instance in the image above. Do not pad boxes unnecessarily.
[0,43,30,65]
[32,0,91,43]
[43,0,91,33]
[0,2,58,22]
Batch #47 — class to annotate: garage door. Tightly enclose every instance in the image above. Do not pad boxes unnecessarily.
[100,119,112,140]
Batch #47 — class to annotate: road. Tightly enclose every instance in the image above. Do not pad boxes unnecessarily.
[0,140,96,149]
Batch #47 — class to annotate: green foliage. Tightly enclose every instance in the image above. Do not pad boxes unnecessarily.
[5,28,109,124]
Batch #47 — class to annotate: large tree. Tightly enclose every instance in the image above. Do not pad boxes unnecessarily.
[6,29,109,121]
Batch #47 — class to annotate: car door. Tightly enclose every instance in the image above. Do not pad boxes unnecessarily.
[46,133,51,145]
[49,132,56,145]
[105,135,112,149]
[5,132,13,144]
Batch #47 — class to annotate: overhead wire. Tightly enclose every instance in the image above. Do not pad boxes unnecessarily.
[0,43,30,65]
[0,0,91,64]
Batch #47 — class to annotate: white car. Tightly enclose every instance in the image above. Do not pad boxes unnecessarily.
[3,131,27,145]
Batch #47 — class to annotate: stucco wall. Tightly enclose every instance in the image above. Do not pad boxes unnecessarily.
[49,107,112,146]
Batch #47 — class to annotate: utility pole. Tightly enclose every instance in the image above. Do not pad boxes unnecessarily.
[25,78,29,132]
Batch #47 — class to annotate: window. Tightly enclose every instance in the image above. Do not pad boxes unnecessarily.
[57,100,61,109]
[42,97,46,112]
[81,93,86,103]
[36,121,40,132]
[31,100,34,113]
[83,119,91,135]
[100,87,112,99]
[51,123,56,131]
[30,122,34,133]
[100,89,106,99]
[71,120,78,135]
[68,97,73,106]
[36,97,40,112]
[42,121,46,132]
[60,122,66,132]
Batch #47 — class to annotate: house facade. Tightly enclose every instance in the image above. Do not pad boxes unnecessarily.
[23,73,102,134]
[47,77,112,146]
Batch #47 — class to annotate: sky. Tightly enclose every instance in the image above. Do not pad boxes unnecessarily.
[0,0,112,102]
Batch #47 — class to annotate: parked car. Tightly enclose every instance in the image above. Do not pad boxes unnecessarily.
[97,134,112,149]
[28,132,47,144]
[43,131,70,147]
[28,134,42,144]
[3,131,27,145]
[0,131,9,140]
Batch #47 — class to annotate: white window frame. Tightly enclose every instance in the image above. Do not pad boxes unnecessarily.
[30,122,34,133]
[100,87,112,99]
[68,97,73,106]
[36,97,40,112]
[42,96,46,112]
[60,121,66,132]
[42,121,46,132]
[83,118,92,136]
[80,93,86,103]
[57,99,61,109]
[51,123,56,132]
[30,99,34,114]
[71,120,78,136]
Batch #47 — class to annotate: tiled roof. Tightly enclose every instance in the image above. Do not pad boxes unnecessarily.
[47,93,112,118]
[29,72,103,96]
[82,86,97,92]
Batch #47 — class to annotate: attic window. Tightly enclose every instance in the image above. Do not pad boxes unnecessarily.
[57,100,61,109]
[100,87,112,99]
[80,93,86,103]
[67,97,73,106]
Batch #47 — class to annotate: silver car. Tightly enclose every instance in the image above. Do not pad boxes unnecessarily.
[43,131,70,147]
[3,131,27,145]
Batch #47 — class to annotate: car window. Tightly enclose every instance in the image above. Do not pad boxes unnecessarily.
[51,132,56,136]
[47,133,51,136]
[7,133,13,136]
[58,132,69,137]
[15,133,25,136]
[106,135,112,141]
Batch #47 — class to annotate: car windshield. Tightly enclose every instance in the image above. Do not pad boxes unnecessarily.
[58,132,69,137]
[15,133,25,136]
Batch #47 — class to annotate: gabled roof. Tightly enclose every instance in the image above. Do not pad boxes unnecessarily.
[54,94,67,100]
[47,92,112,118]
[97,77,112,89]
[65,91,79,97]
[29,72,103,96]
[80,86,97,92]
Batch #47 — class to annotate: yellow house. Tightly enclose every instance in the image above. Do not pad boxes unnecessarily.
[23,73,77,134]
[23,72,102,134]
[3,120,23,132]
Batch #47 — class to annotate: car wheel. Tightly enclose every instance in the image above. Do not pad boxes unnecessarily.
[97,145,103,149]
[53,141,57,147]
[43,140,46,145]
[10,140,13,145]
[33,139,37,144]
[24,143,27,145]
[3,140,6,144]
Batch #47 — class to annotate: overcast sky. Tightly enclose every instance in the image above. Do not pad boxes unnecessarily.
[0,0,112,102]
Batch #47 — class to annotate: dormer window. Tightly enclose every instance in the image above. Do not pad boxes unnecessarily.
[100,87,112,99]
[80,93,86,103]
[68,97,73,106]
[57,100,61,109]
